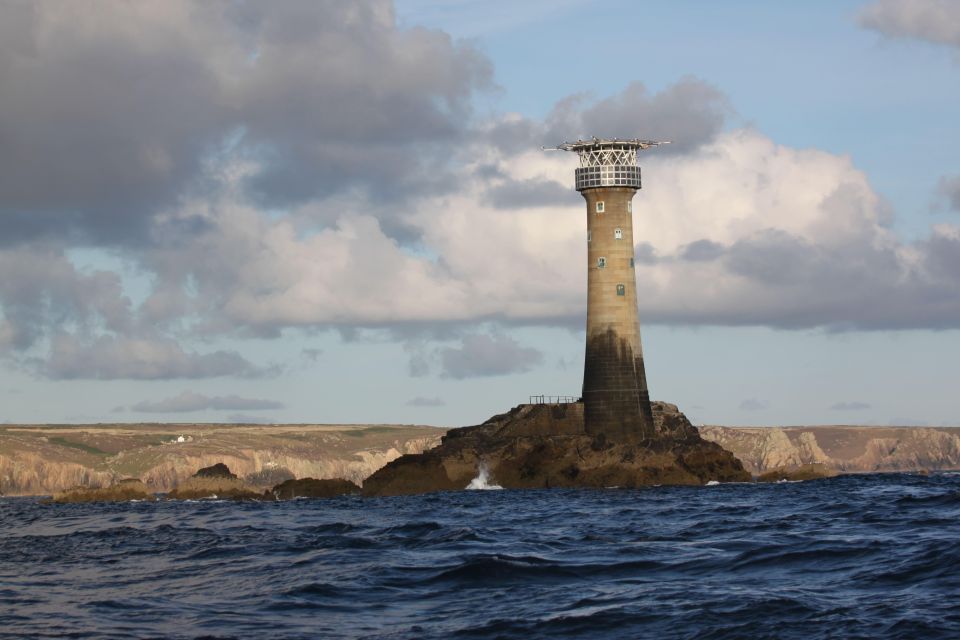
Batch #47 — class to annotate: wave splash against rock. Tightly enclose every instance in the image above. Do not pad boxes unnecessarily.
[363,401,751,496]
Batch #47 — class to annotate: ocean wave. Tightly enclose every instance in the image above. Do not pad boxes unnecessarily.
[1,473,959,639]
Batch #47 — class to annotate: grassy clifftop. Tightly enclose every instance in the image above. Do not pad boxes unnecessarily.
[0,423,444,496]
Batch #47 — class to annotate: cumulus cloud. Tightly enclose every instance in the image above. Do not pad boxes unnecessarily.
[484,79,731,157]
[131,391,283,413]
[0,244,270,379]
[830,401,872,411]
[483,177,576,209]
[622,131,960,330]
[0,0,491,245]
[431,128,960,331]
[0,246,133,350]
[126,125,960,337]
[546,79,733,154]
[406,396,446,407]
[859,0,960,48]
[2,1,960,387]
[439,333,543,379]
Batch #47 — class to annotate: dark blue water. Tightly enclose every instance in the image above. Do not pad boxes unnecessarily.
[2,473,960,639]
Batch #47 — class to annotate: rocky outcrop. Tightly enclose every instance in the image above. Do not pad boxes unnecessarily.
[700,426,960,475]
[166,464,262,500]
[363,402,751,496]
[194,462,236,479]
[47,462,361,502]
[267,478,360,500]
[50,478,155,503]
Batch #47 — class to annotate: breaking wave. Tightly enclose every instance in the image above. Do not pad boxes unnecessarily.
[465,463,503,490]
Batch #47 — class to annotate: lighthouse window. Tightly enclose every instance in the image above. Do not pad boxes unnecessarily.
[630,257,635,267]
[587,230,592,243]
[595,201,605,213]
[627,201,632,213]
[597,257,606,269]
[616,284,626,296]
[614,228,622,240]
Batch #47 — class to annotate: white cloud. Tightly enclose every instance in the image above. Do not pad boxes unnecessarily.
[6,112,959,385]
[0,246,134,350]
[860,0,960,49]
[2,3,959,384]
[0,0,491,245]
[129,122,960,337]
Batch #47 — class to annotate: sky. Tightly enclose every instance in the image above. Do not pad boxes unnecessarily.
[0,0,958,428]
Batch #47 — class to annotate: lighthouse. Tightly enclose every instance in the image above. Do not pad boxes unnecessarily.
[549,138,669,441]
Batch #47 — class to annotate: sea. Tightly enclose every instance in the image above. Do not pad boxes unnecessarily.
[2,472,959,639]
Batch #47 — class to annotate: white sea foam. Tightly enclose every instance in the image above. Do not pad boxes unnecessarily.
[706,480,720,486]
[465,463,503,490]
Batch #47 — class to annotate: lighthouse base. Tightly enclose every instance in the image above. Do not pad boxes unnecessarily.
[582,329,656,441]
[362,401,750,496]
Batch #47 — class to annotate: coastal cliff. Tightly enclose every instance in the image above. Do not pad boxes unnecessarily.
[700,426,960,475]
[5,421,959,497]
[0,424,441,496]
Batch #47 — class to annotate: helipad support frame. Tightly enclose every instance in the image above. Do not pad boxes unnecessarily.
[549,138,669,441]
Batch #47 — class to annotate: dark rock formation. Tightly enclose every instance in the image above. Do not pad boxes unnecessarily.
[245,466,296,488]
[49,478,155,503]
[267,478,361,500]
[363,401,750,496]
[756,463,837,482]
[194,462,237,479]
[167,463,261,500]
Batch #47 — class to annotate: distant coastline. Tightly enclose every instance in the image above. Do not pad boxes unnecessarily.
[0,423,442,497]
[700,425,960,476]
[2,422,958,497]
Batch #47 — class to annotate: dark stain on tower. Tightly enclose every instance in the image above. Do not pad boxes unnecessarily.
[550,138,669,441]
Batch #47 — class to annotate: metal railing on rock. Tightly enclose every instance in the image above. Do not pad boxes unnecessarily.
[528,395,579,405]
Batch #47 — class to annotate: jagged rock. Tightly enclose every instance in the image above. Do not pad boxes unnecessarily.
[194,462,236,479]
[166,475,262,500]
[267,478,361,500]
[756,463,838,482]
[245,466,296,488]
[49,478,155,503]
[363,401,751,496]
[167,464,260,499]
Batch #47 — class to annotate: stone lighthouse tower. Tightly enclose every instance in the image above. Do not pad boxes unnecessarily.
[550,138,669,441]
